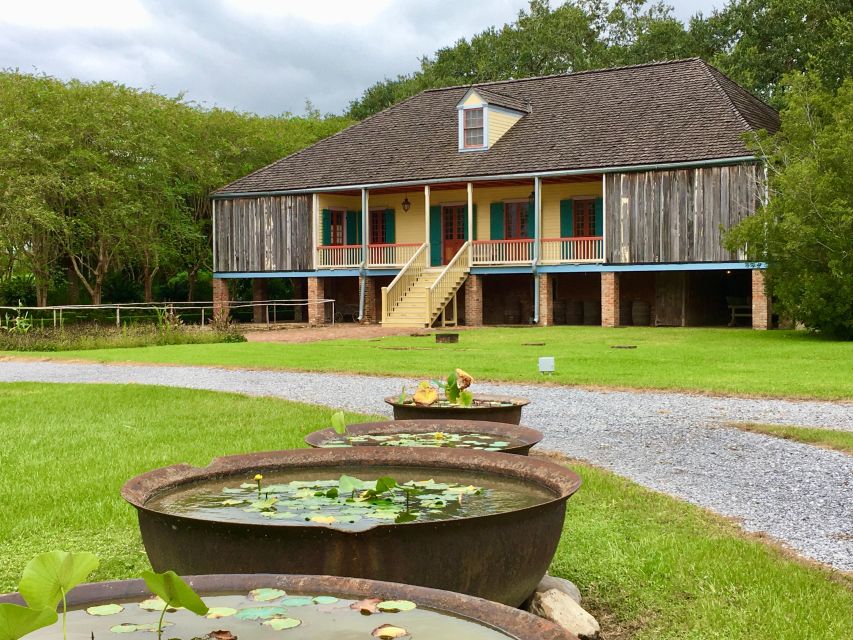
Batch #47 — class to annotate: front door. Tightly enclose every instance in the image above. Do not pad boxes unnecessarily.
[442,205,466,264]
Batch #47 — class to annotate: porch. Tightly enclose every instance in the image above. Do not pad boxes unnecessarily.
[313,175,606,271]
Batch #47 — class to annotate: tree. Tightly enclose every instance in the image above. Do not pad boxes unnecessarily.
[726,74,853,339]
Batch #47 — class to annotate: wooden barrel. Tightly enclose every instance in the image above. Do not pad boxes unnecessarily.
[631,300,651,326]
[565,301,583,325]
[582,300,600,325]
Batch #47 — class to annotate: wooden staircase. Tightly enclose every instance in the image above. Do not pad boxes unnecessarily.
[381,243,471,328]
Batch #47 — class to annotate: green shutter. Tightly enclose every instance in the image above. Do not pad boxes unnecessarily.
[594,197,603,237]
[526,200,535,238]
[429,205,442,266]
[472,204,478,240]
[559,200,574,238]
[489,202,504,240]
[346,210,359,245]
[462,204,478,240]
[384,209,395,243]
[321,209,331,245]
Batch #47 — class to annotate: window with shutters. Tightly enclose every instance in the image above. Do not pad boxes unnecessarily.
[463,108,484,148]
[504,201,530,239]
[573,199,596,237]
[369,210,386,244]
[329,209,345,245]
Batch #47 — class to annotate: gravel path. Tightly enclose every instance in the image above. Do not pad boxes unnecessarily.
[2,360,851,571]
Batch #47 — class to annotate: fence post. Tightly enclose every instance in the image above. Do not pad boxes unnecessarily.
[201,307,205,326]
[116,307,120,328]
[53,310,57,328]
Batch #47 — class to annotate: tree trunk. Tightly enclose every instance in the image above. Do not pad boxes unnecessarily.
[187,265,200,302]
[36,284,48,308]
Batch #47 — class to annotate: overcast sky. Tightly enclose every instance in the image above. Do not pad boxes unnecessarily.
[0,0,723,116]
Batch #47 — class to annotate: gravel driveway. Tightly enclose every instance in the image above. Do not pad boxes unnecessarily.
[2,359,851,571]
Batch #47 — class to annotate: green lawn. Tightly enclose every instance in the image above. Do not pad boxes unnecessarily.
[731,422,853,455]
[6,326,852,399]
[1,382,850,639]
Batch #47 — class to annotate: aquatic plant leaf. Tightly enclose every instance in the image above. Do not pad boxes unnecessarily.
[331,411,347,435]
[262,617,301,630]
[205,607,237,619]
[221,487,244,494]
[279,597,313,607]
[221,499,244,506]
[110,622,170,633]
[207,630,236,640]
[338,474,366,495]
[141,570,208,616]
[308,515,336,524]
[19,551,99,610]
[412,385,438,406]
[312,596,338,605]
[137,597,175,612]
[234,607,287,621]
[491,442,509,448]
[248,588,286,602]
[372,624,410,638]
[459,390,473,407]
[374,477,397,494]
[0,603,58,640]
[350,598,381,615]
[85,604,123,616]
[377,600,416,613]
[394,512,417,524]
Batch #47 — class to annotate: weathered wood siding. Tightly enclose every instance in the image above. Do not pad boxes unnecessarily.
[214,195,313,272]
[605,163,762,263]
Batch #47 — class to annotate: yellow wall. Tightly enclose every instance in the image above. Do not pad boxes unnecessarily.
[315,180,602,245]
[462,91,484,107]
[488,109,522,146]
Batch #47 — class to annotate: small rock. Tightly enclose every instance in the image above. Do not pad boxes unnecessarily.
[530,589,600,640]
[536,573,582,604]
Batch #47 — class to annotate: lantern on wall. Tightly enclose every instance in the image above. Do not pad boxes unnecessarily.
[401,194,411,212]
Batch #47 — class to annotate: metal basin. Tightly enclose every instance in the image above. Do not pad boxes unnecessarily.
[0,574,577,640]
[305,418,544,455]
[385,394,530,424]
[122,448,580,607]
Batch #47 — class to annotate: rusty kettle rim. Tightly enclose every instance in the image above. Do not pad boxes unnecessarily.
[0,574,576,640]
[121,447,581,535]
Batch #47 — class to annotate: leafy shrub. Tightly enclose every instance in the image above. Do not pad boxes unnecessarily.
[0,274,37,306]
[0,322,245,352]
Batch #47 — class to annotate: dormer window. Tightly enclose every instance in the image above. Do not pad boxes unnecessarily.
[456,87,529,153]
[463,108,484,148]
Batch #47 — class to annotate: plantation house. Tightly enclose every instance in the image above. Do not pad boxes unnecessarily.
[211,58,778,328]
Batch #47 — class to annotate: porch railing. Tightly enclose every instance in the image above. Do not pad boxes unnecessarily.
[368,243,422,268]
[427,241,471,326]
[540,236,604,263]
[471,239,534,265]
[316,245,363,268]
[381,243,428,323]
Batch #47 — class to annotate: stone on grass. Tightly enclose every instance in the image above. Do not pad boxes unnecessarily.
[530,589,600,640]
[536,573,582,604]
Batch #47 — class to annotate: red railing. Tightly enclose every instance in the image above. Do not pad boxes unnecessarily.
[471,239,534,265]
[316,245,363,268]
[368,243,422,267]
[540,237,603,263]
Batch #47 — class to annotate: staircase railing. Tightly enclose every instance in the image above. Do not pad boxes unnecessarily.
[381,243,428,323]
[426,241,471,326]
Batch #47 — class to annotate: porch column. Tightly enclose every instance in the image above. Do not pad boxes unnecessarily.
[361,188,369,267]
[533,176,541,265]
[424,185,431,256]
[252,279,268,323]
[312,193,320,269]
[467,182,474,243]
[307,277,326,326]
[464,274,483,326]
[212,278,229,321]
[752,269,772,330]
[291,278,305,322]
[360,275,377,324]
[601,272,620,327]
[538,273,554,326]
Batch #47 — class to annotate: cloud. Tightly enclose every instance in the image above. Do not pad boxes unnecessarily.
[0,0,721,116]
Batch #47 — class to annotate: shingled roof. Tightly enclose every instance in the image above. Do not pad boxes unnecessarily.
[217,58,778,195]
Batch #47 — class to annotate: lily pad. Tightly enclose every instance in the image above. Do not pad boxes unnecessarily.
[110,622,171,633]
[350,598,381,615]
[372,624,410,639]
[206,607,238,619]
[377,600,416,613]
[262,617,302,630]
[312,596,338,605]
[248,588,286,602]
[234,607,288,621]
[138,597,175,612]
[280,597,313,607]
[85,604,124,616]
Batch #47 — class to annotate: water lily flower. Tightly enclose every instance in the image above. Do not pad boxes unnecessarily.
[254,474,263,481]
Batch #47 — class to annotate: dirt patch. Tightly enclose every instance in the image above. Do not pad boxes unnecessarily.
[242,324,467,344]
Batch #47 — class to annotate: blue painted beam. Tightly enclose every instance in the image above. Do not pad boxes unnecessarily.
[214,270,361,279]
